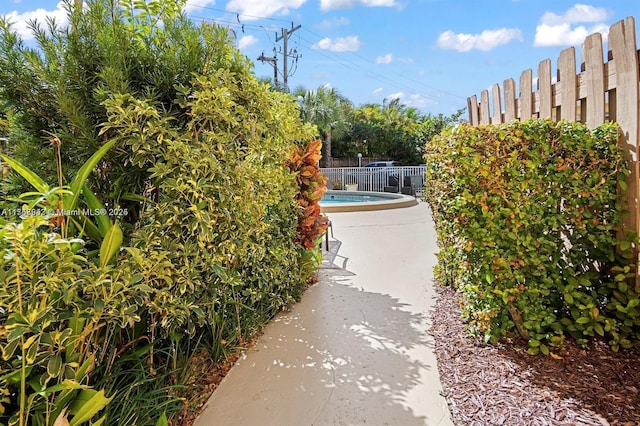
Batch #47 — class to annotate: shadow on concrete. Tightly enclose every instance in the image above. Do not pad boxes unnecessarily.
[253,268,436,425]
[321,239,346,270]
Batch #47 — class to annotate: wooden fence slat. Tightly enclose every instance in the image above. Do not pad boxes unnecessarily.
[583,32,606,128]
[519,69,533,119]
[609,17,640,285]
[465,16,640,282]
[538,59,553,119]
[492,84,503,124]
[558,47,577,121]
[467,95,479,125]
[480,89,490,124]
[504,78,517,122]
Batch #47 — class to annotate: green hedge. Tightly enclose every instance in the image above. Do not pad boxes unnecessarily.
[0,1,320,424]
[424,119,640,354]
[0,74,317,425]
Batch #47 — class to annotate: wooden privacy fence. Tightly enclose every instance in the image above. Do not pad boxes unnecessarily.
[467,17,640,280]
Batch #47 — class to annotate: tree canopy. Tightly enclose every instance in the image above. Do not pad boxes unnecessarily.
[292,85,465,165]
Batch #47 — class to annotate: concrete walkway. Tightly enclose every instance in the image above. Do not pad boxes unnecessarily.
[194,203,453,426]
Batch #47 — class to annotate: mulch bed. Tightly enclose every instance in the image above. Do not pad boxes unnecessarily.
[430,284,640,426]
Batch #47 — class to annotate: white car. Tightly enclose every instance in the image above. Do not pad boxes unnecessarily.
[365,161,399,168]
[347,161,400,189]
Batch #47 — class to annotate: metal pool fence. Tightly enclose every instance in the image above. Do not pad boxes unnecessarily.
[320,166,426,194]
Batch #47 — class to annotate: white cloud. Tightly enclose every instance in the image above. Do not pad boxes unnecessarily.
[185,0,216,13]
[237,34,259,49]
[320,0,396,11]
[534,23,609,46]
[316,16,350,30]
[398,57,415,64]
[313,35,361,52]
[539,4,610,26]
[436,28,523,52]
[2,1,68,40]
[382,91,437,108]
[533,4,611,47]
[406,93,436,108]
[226,0,307,21]
[372,87,383,95]
[375,53,393,64]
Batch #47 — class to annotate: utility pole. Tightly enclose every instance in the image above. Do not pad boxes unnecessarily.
[275,22,301,92]
[257,50,278,89]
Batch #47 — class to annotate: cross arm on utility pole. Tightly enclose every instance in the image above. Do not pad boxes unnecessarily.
[275,22,302,92]
[257,52,278,88]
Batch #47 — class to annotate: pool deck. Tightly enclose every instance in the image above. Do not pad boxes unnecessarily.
[320,190,418,213]
[194,202,452,426]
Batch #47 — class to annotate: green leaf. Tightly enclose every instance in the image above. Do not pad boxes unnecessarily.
[82,184,112,237]
[527,347,539,355]
[628,299,639,308]
[99,222,123,268]
[564,293,574,304]
[156,413,169,426]
[64,139,116,212]
[68,389,112,426]
[485,270,494,284]
[1,338,20,360]
[33,379,85,396]
[593,323,605,336]
[539,344,549,355]
[69,215,103,243]
[619,179,627,190]
[0,154,49,193]
[47,354,63,378]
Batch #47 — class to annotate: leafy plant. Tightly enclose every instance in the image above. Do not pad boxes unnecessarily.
[424,119,640,353]
[1,1,324,424]
[286,139,329,249]
[0,137,121,260]
[0,216,115,425]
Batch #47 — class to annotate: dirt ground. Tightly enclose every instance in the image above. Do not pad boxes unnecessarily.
[430,284,640,426]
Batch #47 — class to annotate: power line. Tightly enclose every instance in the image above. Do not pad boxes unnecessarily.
[186,5,465,110]
[302,27,467,102]
[184,2,292,23]
[294,35,466,109]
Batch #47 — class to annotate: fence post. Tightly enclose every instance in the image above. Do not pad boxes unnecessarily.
[503,78,517,121]
[608,17,640,286]
[538,59,553,119]
[519,69,533,119]
[583,32,606,128]
[558,47,577,121]
[467,95,479,125]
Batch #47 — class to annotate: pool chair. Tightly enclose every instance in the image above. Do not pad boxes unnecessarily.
[401,175,425,197]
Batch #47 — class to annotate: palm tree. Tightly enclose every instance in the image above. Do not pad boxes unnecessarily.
[295,86,349,167]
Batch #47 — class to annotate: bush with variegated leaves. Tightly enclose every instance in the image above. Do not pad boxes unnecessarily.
[287,139,329,249]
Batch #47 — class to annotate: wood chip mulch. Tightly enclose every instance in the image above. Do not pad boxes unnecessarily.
[430,284,640,426]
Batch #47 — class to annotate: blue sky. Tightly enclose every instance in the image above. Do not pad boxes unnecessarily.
[1,1,638,116]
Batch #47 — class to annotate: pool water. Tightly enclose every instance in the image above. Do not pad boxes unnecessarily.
[319,190,417,212]
[320,194,388,204]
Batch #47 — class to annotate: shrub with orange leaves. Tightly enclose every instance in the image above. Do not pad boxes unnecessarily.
[287,139,329,248]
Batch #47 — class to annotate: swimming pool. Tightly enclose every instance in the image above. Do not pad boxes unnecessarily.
[320,190,418,212]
